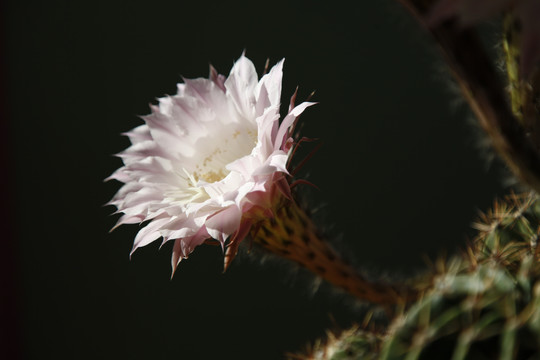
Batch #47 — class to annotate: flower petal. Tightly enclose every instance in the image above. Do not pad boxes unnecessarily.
[204,206,242,243]
[274,102,316,151]
[171,226,210,274]
[130,215,171,256]
[224,55,258,117]
[256,58,284,109]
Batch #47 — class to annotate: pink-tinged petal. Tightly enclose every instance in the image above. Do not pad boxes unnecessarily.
[105,168,132,183]
[268,153,289,173]
[108,181,145,203]
[121,157,179,187]
[255,107,281,158]
[171,226,210,275]
[282,137,294,153]
[116,140,169,164]
[185,226,210,251]
[171,239,184,274]
[205,206,242,243]
[256,58,284,108]
[159,204,185,217]
[168,96,208,135]
[143,108,193,158]
[288,87,298,114]
[209,65,226,92]
[183,78,230,117]
[255,81,271,117]
[159,218,192,239]
[160,214,210,240]
[226,155,260,177]
[223,219,253,271]
[263,59,284,107]
[275,176,293,201]
[234,181,256,204]
[130,215,171,256]
[231,219,252,243]
[122,125,152,143]
[274,102,316,151]
[252,153,289,176]
[110,214,145,232]
[224,55,258,117]
[243,201,275,219]
[119,187,163,210]
[245,190,273,212]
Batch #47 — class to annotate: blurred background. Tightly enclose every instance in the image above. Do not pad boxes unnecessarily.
[4,0,506,359]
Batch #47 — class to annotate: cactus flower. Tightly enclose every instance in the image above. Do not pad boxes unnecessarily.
[107,55,313,273]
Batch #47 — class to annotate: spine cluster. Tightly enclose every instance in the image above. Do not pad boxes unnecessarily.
[291,193,540,359]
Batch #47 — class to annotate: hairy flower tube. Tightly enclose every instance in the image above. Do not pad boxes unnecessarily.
[107,55,313,273]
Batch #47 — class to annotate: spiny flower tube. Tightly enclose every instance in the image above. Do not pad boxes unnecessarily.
[107,55,313,273]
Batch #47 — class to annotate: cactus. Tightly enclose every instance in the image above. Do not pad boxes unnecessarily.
[284,1,540,358]
[288,326,383,360]
[104,1,540,358]
[381,193,540,359]
[287,2,540,357]
[282,2,540,358]
[291,193,540,360]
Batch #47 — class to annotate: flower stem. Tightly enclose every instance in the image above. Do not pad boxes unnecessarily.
[251,200,417,307]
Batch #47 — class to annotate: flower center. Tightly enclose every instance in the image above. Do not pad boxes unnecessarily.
[197,169,227,183]
[167,124,258,208]
[191,127,257,184]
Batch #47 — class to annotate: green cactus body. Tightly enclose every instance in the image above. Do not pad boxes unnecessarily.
[291,3,540,358]
[380,193,540,359]
[380,261,540,360]
[287,326,383,360]
[293,193,540,359]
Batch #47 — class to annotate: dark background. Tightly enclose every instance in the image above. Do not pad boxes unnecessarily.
[4,0,506,359]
